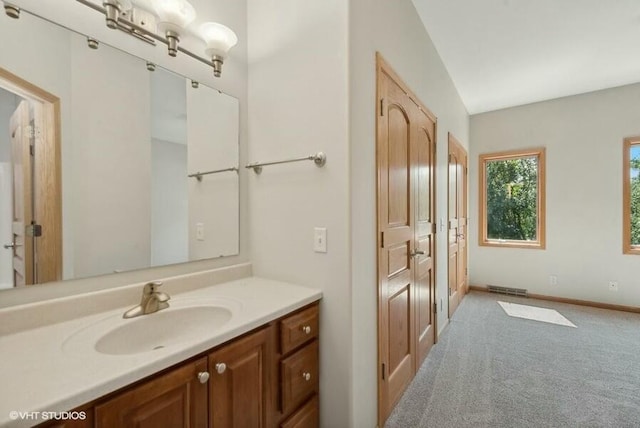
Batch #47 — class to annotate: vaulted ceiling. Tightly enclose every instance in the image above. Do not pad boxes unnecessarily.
[413,0,640,114]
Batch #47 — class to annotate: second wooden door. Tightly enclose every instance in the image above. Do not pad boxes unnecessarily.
[448,134,468,317]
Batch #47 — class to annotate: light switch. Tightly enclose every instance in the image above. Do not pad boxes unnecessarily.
[196,223,205,241]
[314,227,327,253]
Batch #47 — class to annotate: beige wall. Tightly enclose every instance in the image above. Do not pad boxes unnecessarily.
[470,83,640,306]
[247,1,351,426]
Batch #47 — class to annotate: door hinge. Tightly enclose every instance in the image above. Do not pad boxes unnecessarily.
[432,223,437,234]
[380,98,384,116]
[380,231,384,248]
[29,144,35,156]
[26,223,42,237]
[381,363,385,380]
[466,268,468,277]
[434,302,437,313]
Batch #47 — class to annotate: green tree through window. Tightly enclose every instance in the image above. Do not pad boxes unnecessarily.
[631,152,640,247]
[479,148,545,248]
[486,157,538,241]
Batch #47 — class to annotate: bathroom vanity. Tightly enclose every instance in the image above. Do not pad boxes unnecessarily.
[0,270,321,428]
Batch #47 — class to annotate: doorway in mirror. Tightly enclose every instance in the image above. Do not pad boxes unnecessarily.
[0,68,62,288]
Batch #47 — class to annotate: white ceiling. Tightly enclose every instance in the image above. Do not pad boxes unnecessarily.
[413,0,640,114]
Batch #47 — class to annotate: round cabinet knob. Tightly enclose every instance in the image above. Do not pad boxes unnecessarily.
[302,372,311,381]
[302,325,311,335]
[197,371,210,384]
[215,363,227,374]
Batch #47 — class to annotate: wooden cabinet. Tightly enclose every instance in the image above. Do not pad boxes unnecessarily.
[37,302,319,428]
[95,357,208,428]
[276,304,320,426]
[280,396,319,428]
[209,327,271,428]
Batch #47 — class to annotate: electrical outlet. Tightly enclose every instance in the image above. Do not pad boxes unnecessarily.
[608,281,618,292]
[549,275,558,286]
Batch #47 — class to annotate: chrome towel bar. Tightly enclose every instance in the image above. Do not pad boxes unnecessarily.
[188,167,239,181]
[246,152,326,174]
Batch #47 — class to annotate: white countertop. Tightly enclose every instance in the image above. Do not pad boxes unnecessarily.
[0,277,321,428]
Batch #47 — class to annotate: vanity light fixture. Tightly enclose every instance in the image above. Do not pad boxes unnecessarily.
[200,22,238,77]
[3,2,19,19]
[102,0,132,29]
[72,0,238,78]
[151,0,196,57]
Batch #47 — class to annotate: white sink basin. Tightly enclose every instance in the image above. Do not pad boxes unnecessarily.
[62,298,241,356]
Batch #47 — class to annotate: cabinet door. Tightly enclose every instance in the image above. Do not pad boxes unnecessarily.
[95,357,208,428]
[209,327,271,428]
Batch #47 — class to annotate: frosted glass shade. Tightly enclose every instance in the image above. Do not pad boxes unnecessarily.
[152,0,196,34]
[200,22,238,59]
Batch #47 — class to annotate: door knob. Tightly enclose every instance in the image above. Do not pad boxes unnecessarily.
[302,372,311,381]
[197,371,210,384]
[457,234,465,239]
[301,325,311,334]
[215,363,226,374]
[410,250,425,257]
[3,242,20,249]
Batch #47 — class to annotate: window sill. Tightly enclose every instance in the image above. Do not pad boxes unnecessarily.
[480,240,545,250]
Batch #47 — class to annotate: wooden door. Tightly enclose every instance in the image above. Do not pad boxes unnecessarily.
[95,358,208,428]
[9,101,32,286]
[414,108,437,366]
[448,134,468,317]
[209,327,270,428]
[377,54,437,425]
[31,100,62,283]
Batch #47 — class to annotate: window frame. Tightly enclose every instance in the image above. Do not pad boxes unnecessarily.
[623,137,640,255]
[478,147,546,249]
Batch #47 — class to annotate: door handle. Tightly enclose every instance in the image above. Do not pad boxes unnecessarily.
[3,242,21,249]
[410,250,425,257]
[457,234,465,239]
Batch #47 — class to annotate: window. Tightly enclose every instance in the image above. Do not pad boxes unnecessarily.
[623,137,640,255]
[479,148,546,249]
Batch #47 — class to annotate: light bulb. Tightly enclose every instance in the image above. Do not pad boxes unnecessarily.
[152,0,196,56]
[200,22,237,77]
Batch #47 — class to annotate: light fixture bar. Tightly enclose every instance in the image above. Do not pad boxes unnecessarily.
[74,0,216,69]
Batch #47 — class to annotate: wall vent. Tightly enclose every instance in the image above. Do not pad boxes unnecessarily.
[487,285,528,297]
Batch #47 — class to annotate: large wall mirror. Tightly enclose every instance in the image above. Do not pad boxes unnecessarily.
[0,8,239,292]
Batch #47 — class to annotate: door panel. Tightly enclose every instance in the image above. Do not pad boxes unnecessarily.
[448,134,468,317]
[414,114,436,366]
[377,69,415,423]
[9,101,32,286]
[377,55,437,426]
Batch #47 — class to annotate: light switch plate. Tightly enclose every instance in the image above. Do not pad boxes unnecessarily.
[196,223,205,241]
[314,227,327,253]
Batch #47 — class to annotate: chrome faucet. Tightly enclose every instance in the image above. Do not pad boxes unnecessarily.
[123,281,171,319]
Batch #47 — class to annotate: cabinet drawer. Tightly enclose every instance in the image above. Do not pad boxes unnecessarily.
[281,340,318,415]
[280,304,318,355]
[280,395,318,428]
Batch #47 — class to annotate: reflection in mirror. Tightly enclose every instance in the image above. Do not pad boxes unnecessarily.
[0,8,239,292]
